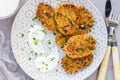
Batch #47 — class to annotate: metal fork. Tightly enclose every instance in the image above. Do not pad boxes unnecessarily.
[108,9,120,80]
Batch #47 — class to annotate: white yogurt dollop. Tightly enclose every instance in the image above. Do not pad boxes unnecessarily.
[28,25,46,54]
[0,0,19,19]
[28,25,59,72]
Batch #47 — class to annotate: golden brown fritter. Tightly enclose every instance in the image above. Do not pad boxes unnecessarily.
[61,53,93,73]
[64,34,96,58]
[55,33,70,48]
[55,4,79,35]
[76,6,94,30]
[73,29,87,35]
[36,3,57,32]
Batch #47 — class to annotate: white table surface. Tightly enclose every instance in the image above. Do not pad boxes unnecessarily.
[0,0,120,80]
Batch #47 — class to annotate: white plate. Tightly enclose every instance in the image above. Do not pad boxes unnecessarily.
[11,0,107,80]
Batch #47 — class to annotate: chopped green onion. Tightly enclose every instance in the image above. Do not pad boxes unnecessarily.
[21,48,24,51]
[21,33,24,38]
[45,64,48,67]
[76,48,84,52]
[35,53,37,56]
[61,44,64,48]
[31,51,34,53]
[42,62,45,64]
[89,29,92,32]
[63,29,68,33]
[37,68,41,71]
[46,68,48,70]
[40,30,47,34]
[56,69,58,72]
[32,17,37,21]
[48,40,51,44]
[87,46,94,50]
[31,25,34,27]
[29,57,31,60]
[33,37,39,45]
[50,57,56,61]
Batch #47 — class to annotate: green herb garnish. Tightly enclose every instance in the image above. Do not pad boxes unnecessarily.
[29,57,31,60]
[21,33,24,38]
[21,48,24,51]
[46,68,48,70]
[35,53,37,56]
[32,17,37,21]
[31,51,34,53]
[45,64,48,67]
[42,62,45,64]
[63,29,68,33]
[37,68,41,71]
[61,44,64,48]
[50,57,56,61]
[40,30,47,34]
[56,69,58,72]
[48,40,51,44]
[76,48,85,52]
[31,25,34,27]
[87,46,94,50]
[89,29,92,32]
[33,37,39,45]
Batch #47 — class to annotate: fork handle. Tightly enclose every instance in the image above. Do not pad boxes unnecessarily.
[97,46,111,80]
[112,43,120,80]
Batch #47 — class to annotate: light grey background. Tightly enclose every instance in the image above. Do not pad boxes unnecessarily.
[0,0,120,80]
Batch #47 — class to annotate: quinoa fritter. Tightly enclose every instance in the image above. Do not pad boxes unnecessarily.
[76,6,94,30]
[55,33,70,48]
[64,34,96,58]
[36,3,57,32]
[61,53,93,73]
[55,4,79,35]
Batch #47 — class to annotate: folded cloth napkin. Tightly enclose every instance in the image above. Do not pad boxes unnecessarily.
[0,31,32,80]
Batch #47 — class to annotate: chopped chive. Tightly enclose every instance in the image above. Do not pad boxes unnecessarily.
[50,57,56,61]
[31,25,34,27]
[79,48,85,52]
[61,44,64,48]
[29,57,31,60]
[87,46,94,50]
[76,48,85,52]
[53,32,57,35]
[89,29,92,32]
[21,33,24,38]
[40,30,47,34]
[56,69,58,72]
[21,48,24,51]
[35,53,37,56]
[32,17,37,21]
[33,37,39,45]
[46,68,48,70]
[48,40,51,44]
[63,29,68,33]
[37,68,41,71]
[45,64,48,67]
[31,51,34,53]
[42,62,45,64]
